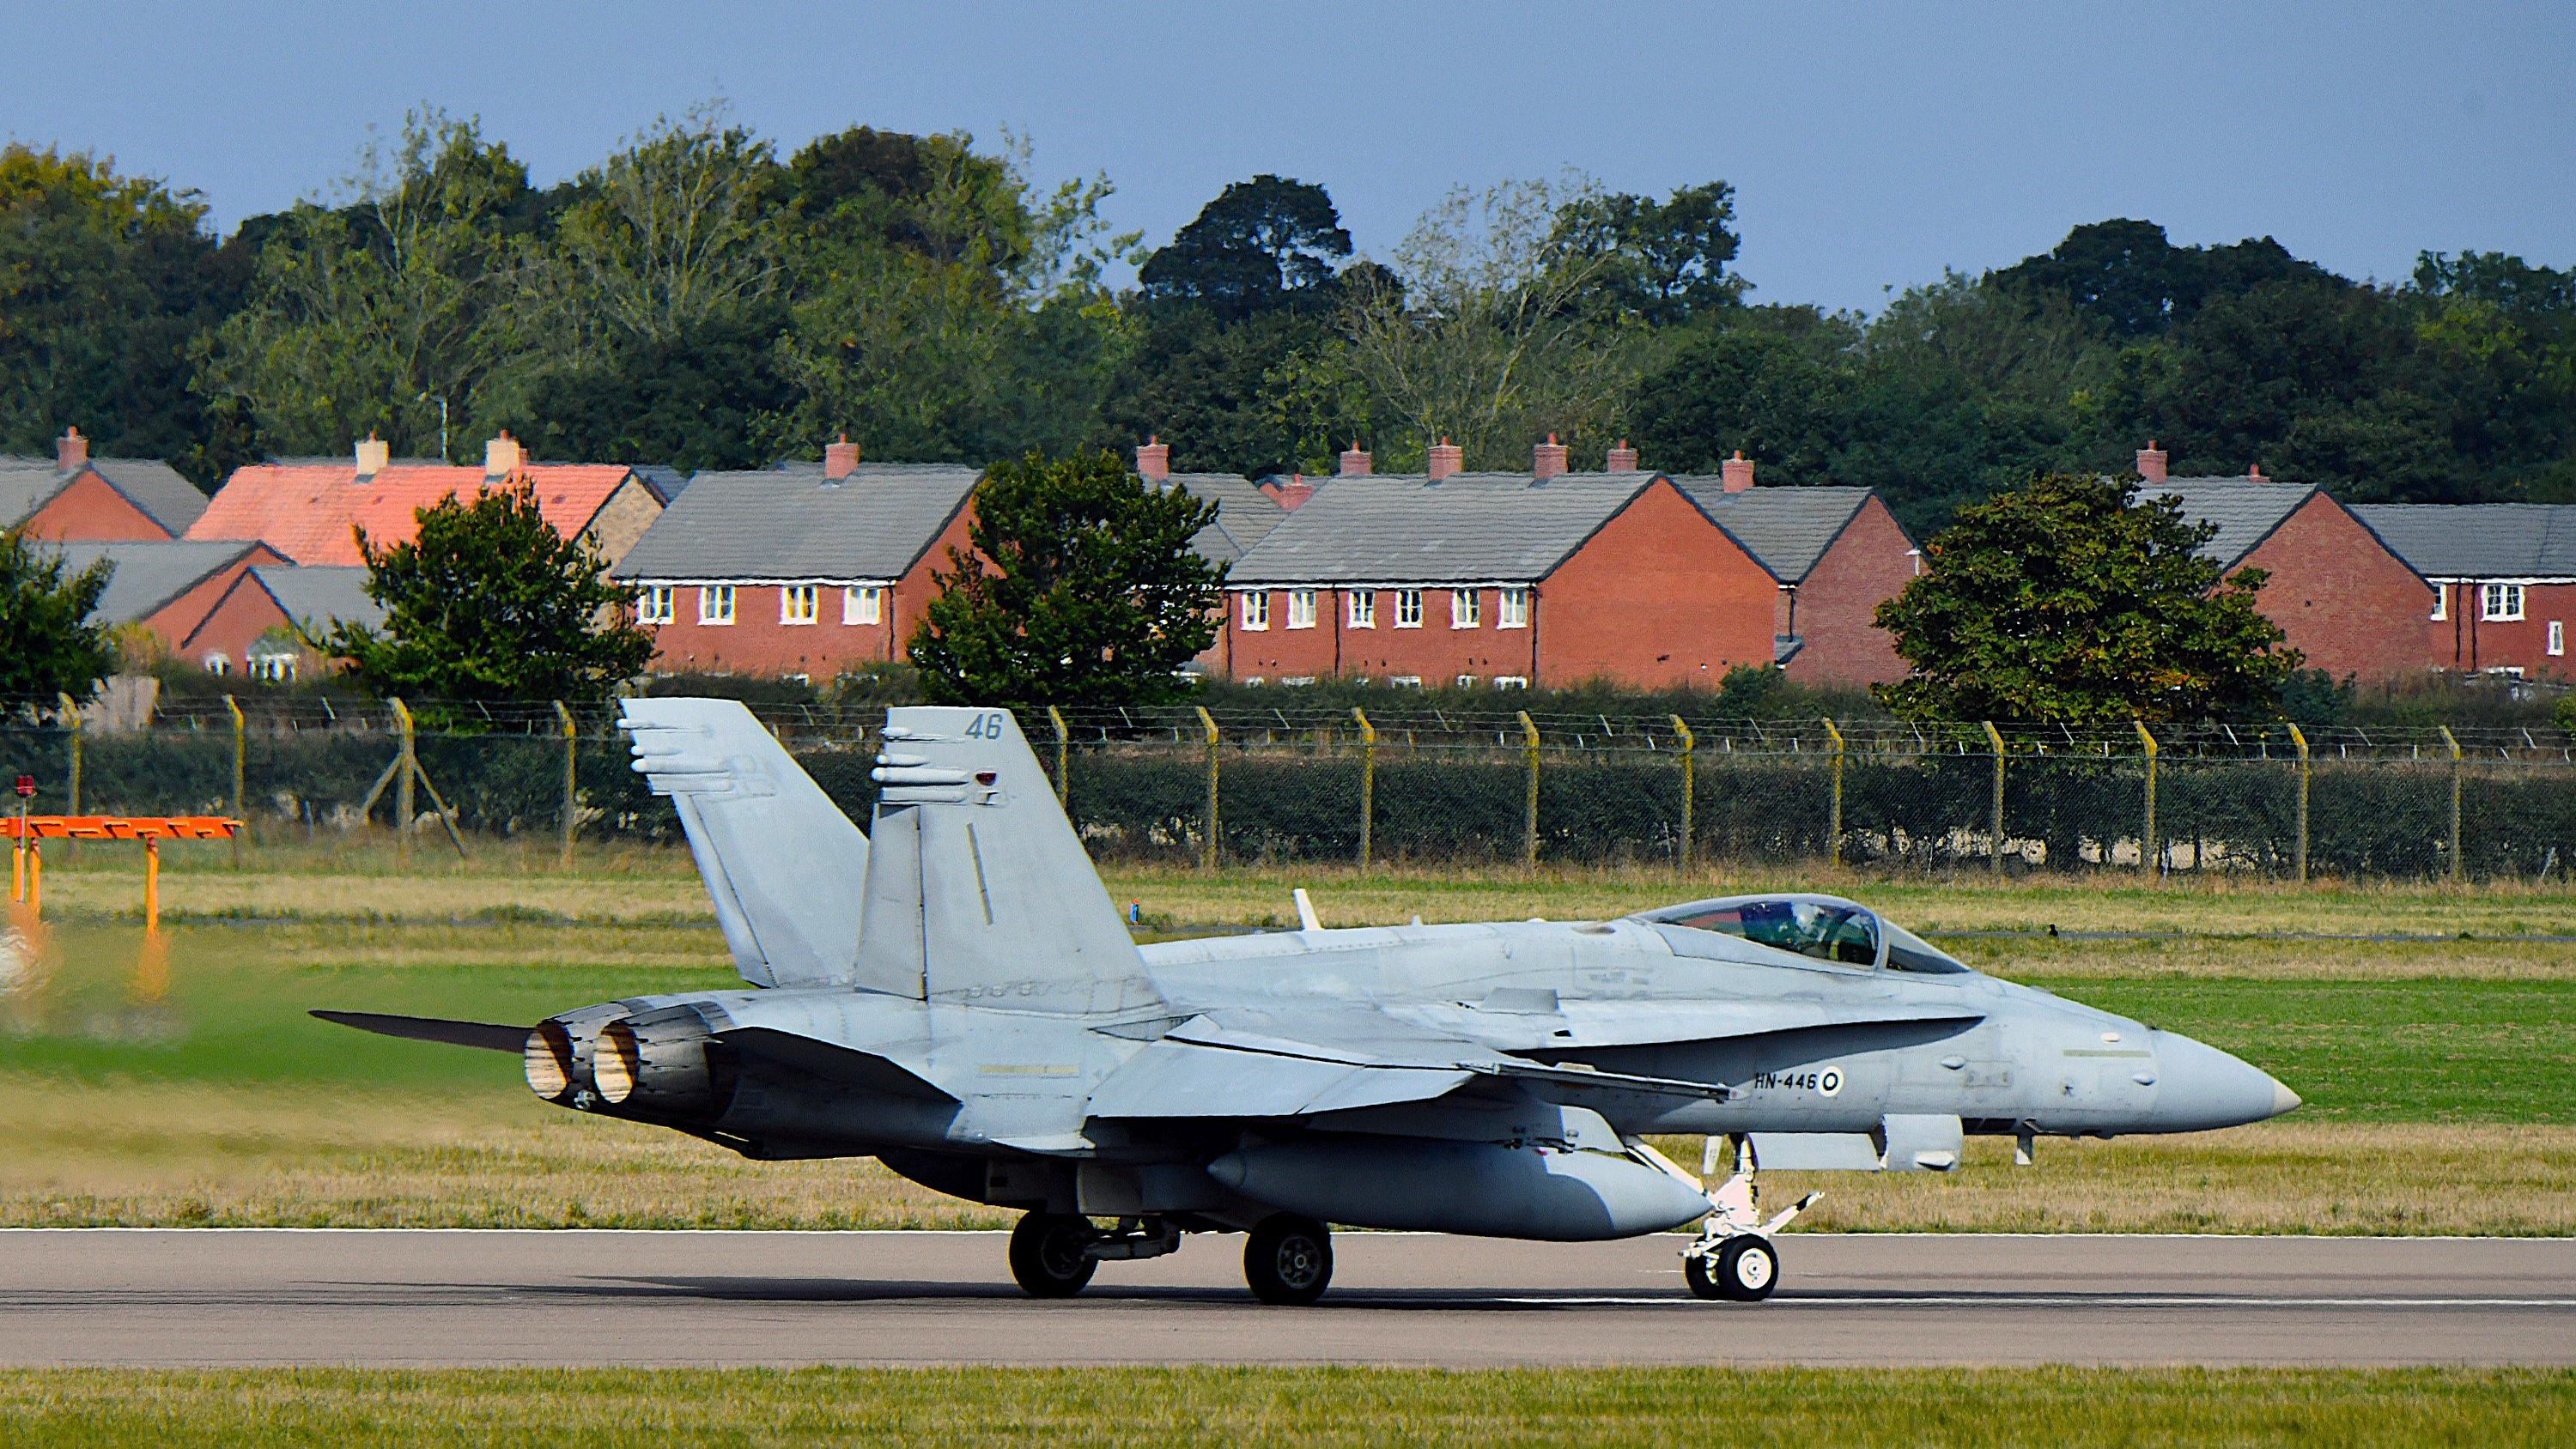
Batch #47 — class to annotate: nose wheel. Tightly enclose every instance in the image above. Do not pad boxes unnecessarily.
[1680,1135,1815,1303]
[1685,1234,1779,1300]
[1244,1214,1333,1305]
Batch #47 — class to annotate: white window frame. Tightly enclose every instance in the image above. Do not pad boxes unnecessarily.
[1281,676,1317,686]
[638,585,674,625]
[202,652,231,676]
[2430,585,2447,622]
[2551,621,2565,658]
[844,585,884,626]
[781,584,819,626]
[2482,583,2525,621]
[1286,590,1317,629]
[1492,675,1528,689]
[1498,587,1530,629]
[1455,674,1478,688]
[1347,591,1376,628]
[249,652,298,683]
[699,585,736,625]
[1389,675,1424,688]
[1240,591,1270,630]
[1394,589,1423,628]
[1451,590,1481,628]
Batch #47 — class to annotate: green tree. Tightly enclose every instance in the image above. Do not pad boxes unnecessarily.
[1872,473,2299,723]
[0,144,237,479]
[909,449,1224,708]
[1553,180,1746,324]
[0,529,116,702]
[324,477,653,707]
[1139,175,1351,320]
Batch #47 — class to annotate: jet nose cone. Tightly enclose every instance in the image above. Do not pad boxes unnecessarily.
[2146,1030,2300,1132]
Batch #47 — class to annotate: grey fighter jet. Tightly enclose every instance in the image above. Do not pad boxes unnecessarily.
[319,700,2300,1305]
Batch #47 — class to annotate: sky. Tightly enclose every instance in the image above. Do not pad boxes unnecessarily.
[6,1,2571,313]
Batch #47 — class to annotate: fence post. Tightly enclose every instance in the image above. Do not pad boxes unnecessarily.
[2437,724,2462,883]
[1353,706,1376,869]
[1980,720,2007,874]
[1670,715,1694,870]
[1196,705,1220,871]
[1821,717,1845,868]
[1046,706,1070,808]
[226,694,246,868]
[391,697,416,864]
[2135,719,2159,880]
[2287,722,2312,884]
[1519,711,1541,870]
[58,693,80,860]
[554,700,578,867]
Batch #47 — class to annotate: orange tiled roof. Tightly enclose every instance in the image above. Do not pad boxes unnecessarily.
[186,464,636,565]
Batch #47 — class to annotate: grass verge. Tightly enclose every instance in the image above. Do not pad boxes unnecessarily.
[0,1367,2569,1446]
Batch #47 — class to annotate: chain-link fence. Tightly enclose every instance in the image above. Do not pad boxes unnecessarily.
[3,696,2572,882]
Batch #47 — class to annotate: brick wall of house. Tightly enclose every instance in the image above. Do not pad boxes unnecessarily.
[20,474,173,541]
[2433,580,2576,677]
[638,502,975,678]
[139,547,286,665]
[2237,497,2433,682]
[179,574,297,673]
[1228,585,1544,685]
[1780,495,1916,688]
[1537,481,1777,688]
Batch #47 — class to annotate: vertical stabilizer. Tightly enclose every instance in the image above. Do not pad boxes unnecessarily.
[854,706,1159,1015]
[620,698,874,991]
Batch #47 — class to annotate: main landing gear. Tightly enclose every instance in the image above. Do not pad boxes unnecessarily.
[1243,1214,1333,1305]
[1681,1137,1818,1303]
[1006,1212,1182,1298]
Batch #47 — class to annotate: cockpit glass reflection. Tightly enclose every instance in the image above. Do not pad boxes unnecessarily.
[1652,898,1879,966]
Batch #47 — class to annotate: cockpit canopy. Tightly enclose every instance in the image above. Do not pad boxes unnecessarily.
[1630,894,1971,974]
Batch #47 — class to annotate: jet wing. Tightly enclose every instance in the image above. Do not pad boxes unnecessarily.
[1084,1008,1737,1119]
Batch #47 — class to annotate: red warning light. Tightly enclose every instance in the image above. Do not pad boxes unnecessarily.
[12,775,32,799]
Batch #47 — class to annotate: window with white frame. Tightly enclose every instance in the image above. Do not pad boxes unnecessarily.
[2482,583,2526,621]
[637,585,674,624]
[1390,675,1423,688]
[844,585,884,625]
[781,585,819,625]
[1347,591,1376,628]
[1240,591,1270,630]
[1498,587,1530,628]
[1287,590,1317,628]
[1394,589,1423,627]
[249,652,297,683]
[2430,585,2447,621]
[202,653,231,676]
[699,585,736,625]
[1492,675,1528,689]
[2552,621,2565,657]
[1451,590,1481,628]
[1455,674,1478,688]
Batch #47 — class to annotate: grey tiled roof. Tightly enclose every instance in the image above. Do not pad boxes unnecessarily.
[2142,478,2319,570]
[88,458,210,535]
[1157,472,1285,565]
[252,565,386,634]
[631,465,690,504]
[610,463,981,582]
[0,458,57,527]
[1673,481,1880,583]
[2349,503,2576,579]
[46,540,264,625]
[1227,471,1660,585]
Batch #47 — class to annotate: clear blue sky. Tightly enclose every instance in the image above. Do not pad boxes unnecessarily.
[9,1,2570,312]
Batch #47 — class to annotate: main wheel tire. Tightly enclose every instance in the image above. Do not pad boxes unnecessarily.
[1683,1251,1728,1300]
[1243,1215,1334,1305]
[1007,1211,1098,1298]
[1710,1234,1778,1301]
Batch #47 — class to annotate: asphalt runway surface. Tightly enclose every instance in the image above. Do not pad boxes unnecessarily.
[3,1229,2571,1367]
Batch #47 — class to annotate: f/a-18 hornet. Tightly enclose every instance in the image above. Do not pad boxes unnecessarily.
[322,700,2299,1305]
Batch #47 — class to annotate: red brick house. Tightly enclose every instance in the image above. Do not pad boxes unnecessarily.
[48,539,287,665]
[2348,503,2576,677]
[2,430,210,542]
[1674,455,1920,687]
[2135,446,2432,682]
[1222,449,1778,690]
[182,565,385,682]
[188,433,663,567]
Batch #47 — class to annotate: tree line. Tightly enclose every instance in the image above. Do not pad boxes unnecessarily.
[3,110,2573,533]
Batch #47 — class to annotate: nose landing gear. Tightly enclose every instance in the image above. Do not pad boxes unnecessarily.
[1680,1136,1816,1302]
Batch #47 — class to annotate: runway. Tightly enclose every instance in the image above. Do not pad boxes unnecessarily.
[3,1229,2571,1367]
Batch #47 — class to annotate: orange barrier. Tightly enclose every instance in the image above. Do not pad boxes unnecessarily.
[7,816,240,938]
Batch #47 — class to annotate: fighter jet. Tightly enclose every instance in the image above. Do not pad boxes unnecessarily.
[319,700,2300,1305]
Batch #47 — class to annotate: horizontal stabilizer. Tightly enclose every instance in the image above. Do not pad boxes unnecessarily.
[309,1009,526,1052]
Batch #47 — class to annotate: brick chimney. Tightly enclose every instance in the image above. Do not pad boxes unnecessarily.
[1533,433,1568,481]
[355,433,390,477]
[1339,441,1371,476]
[56,427,87,473]
[1605,439,1638,472]
[483,431,522,476]
[2248,463,2268,481]
[1136,435,1170,481]
[823,433,860,481]
[1263,475,1316,511]
[2136,439,2169,482]
[1722,450,1756,493]
[1425,437,1463,482]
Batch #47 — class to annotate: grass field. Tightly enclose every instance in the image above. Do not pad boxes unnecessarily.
[7,840,2573,1234]
[2,1367,2569,1446]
